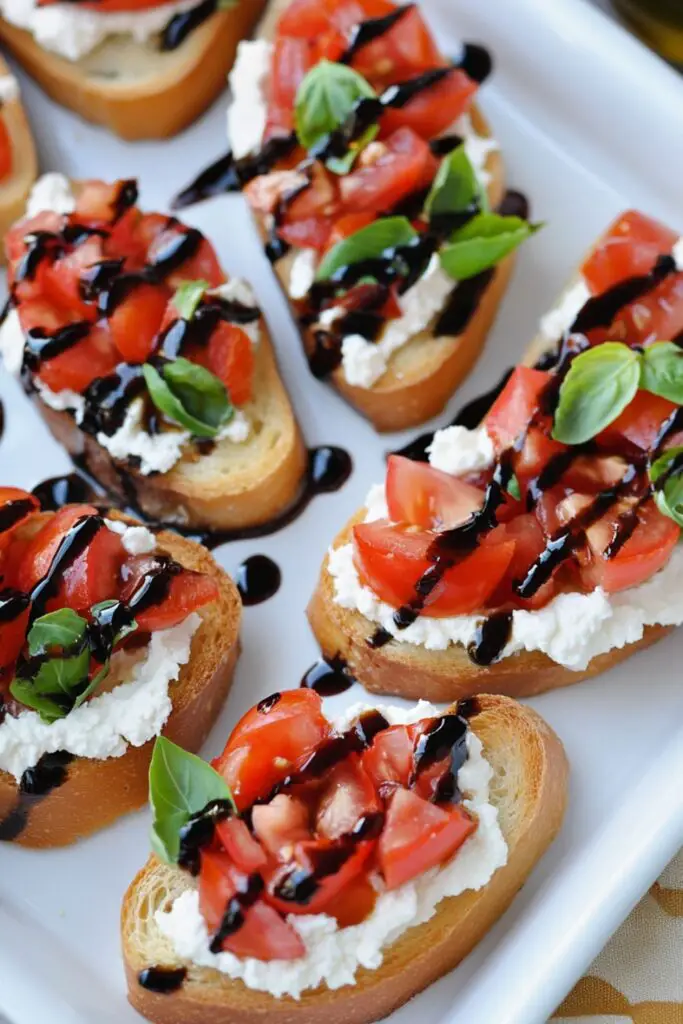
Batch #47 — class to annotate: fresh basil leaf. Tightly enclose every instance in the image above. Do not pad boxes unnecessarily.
[72,662,109,711]
[507,474,521,501]
[149,736,234,864]
[552,342,641,445]
[439,214,540,281]
[27,608,87,657]
[295,60,377,169]
[650,446,683,528]
[10,644,91,724]
[142,359,233,439]
[316,216,417,281]
[173,279,209,321]
[641,341,683,404]
[425,145,486,221]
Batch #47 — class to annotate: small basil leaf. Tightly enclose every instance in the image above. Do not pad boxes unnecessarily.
[316,216,417,281]
[149,736,234,864]
[27,608,87,657]
[10,644,91,724]
[295,60,377,157]
[425,145,486,221]
[439,214,540,281]
[142,360,233,439]
[650,446,683,528]
[173,279,209,321]
[552,342,641,445]
[90,599,138,647]
[507,474,521,501]
[73,662,109,710]
[641,341,683,404]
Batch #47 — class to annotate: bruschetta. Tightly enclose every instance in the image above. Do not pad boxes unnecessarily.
[309,209,683,701]
[122,688,567,1024]
[0,489,240,847]
[0,56,37,258]
[0,174,307,533]
[177,0,537,432]
[0,0,266,139]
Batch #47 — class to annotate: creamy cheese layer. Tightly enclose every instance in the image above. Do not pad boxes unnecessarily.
[156,700,507,999]
[0,0,200,61]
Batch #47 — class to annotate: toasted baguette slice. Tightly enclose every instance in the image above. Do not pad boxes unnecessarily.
[121,694,568,1024]
[251,0,513,432]
[36,326,309,532]
[308,513,671,702]
[0,0,266,140]
[0,520,241,847]
[0,57,37,260]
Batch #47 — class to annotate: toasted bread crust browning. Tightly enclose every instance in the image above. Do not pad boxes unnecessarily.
[0,54,37,262]
[121,694,567,1024]
[0,523,241,847]
[0,2,266,139]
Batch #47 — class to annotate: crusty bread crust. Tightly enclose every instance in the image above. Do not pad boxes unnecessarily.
[35,327,308,532]
[0,518,241,847]
[121,694,568,1024]
[308,515,673,703]
[0,55,37,263]
[0,1,266,139]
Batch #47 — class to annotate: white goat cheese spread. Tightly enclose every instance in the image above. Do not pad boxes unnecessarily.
[428,423,495,475]
[0,75,19,103]
[538,278,591,343]
[0,307,27,376]
[35,380,86,423]
[0,612,200,780]
[227,39,272,160]
[340,254,455,389]
[288,248,318,301]
[103,517,157,555]
[0,0,199,62]
[673,236,683,272]
[328,422,683,670]
[25,171,76,218]
[156,699,507,999]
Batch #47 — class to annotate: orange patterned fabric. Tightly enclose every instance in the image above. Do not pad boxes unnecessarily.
[552,852,683,1023]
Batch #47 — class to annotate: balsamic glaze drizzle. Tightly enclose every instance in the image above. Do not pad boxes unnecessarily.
[161,0,216,50]
[0,751,74,841]
[235,555,282,606]
[300,654,355,696]
[137,967,188,994]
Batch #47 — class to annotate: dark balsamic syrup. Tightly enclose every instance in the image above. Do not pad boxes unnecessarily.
[161,0,216,50]
[137,967,187,994]
[458,42,493,84]
[300,655,355,696]
[339,4,413,63]
[235,555,282,606]
[172,135,298,210]
[0,751,74,841]
[32,473,98,511]
[467,611,513,666]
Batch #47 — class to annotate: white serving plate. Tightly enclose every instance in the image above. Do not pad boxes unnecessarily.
[1,1,683,1022]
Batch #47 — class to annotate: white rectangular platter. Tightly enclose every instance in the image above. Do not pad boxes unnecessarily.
[2,1,683,1022]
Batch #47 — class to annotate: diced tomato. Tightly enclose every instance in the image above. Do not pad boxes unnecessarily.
[378,789,476,889]
[252,794,311,858]
[16,505,125,613]
[108,283,168,363]
[212,689,331,811]
[208,323,254,406]
[514,427,568,501]
[582,210,678,296]
[74,180,125,225]
[326,212,376,251]
[198,851,305,960]
[278,216,336,251]
[385,455,483,530]
[351,5,443,86]
[0,116,12,182]
[362,721,451,801]
[0,607,30,672]
[561,454,630,494]
[147,230,224,289]
[35,324,120,394]
[5,211,64,271]
[491,513,556,609]
[265,838,375,917]
[119,558,219,633]
[485,366,551,452]
[581,499,680,594]
[276,0,335,39]
[339,127,438,214]
[41,237,104,320]
[316,872,377,927]
[353,520,515,615]
[596,391,677,453]
[215,818,268,875]
[607,273,683,348]
[315,755,381,840]
[0,488,40,560]
[381,68,478,140]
